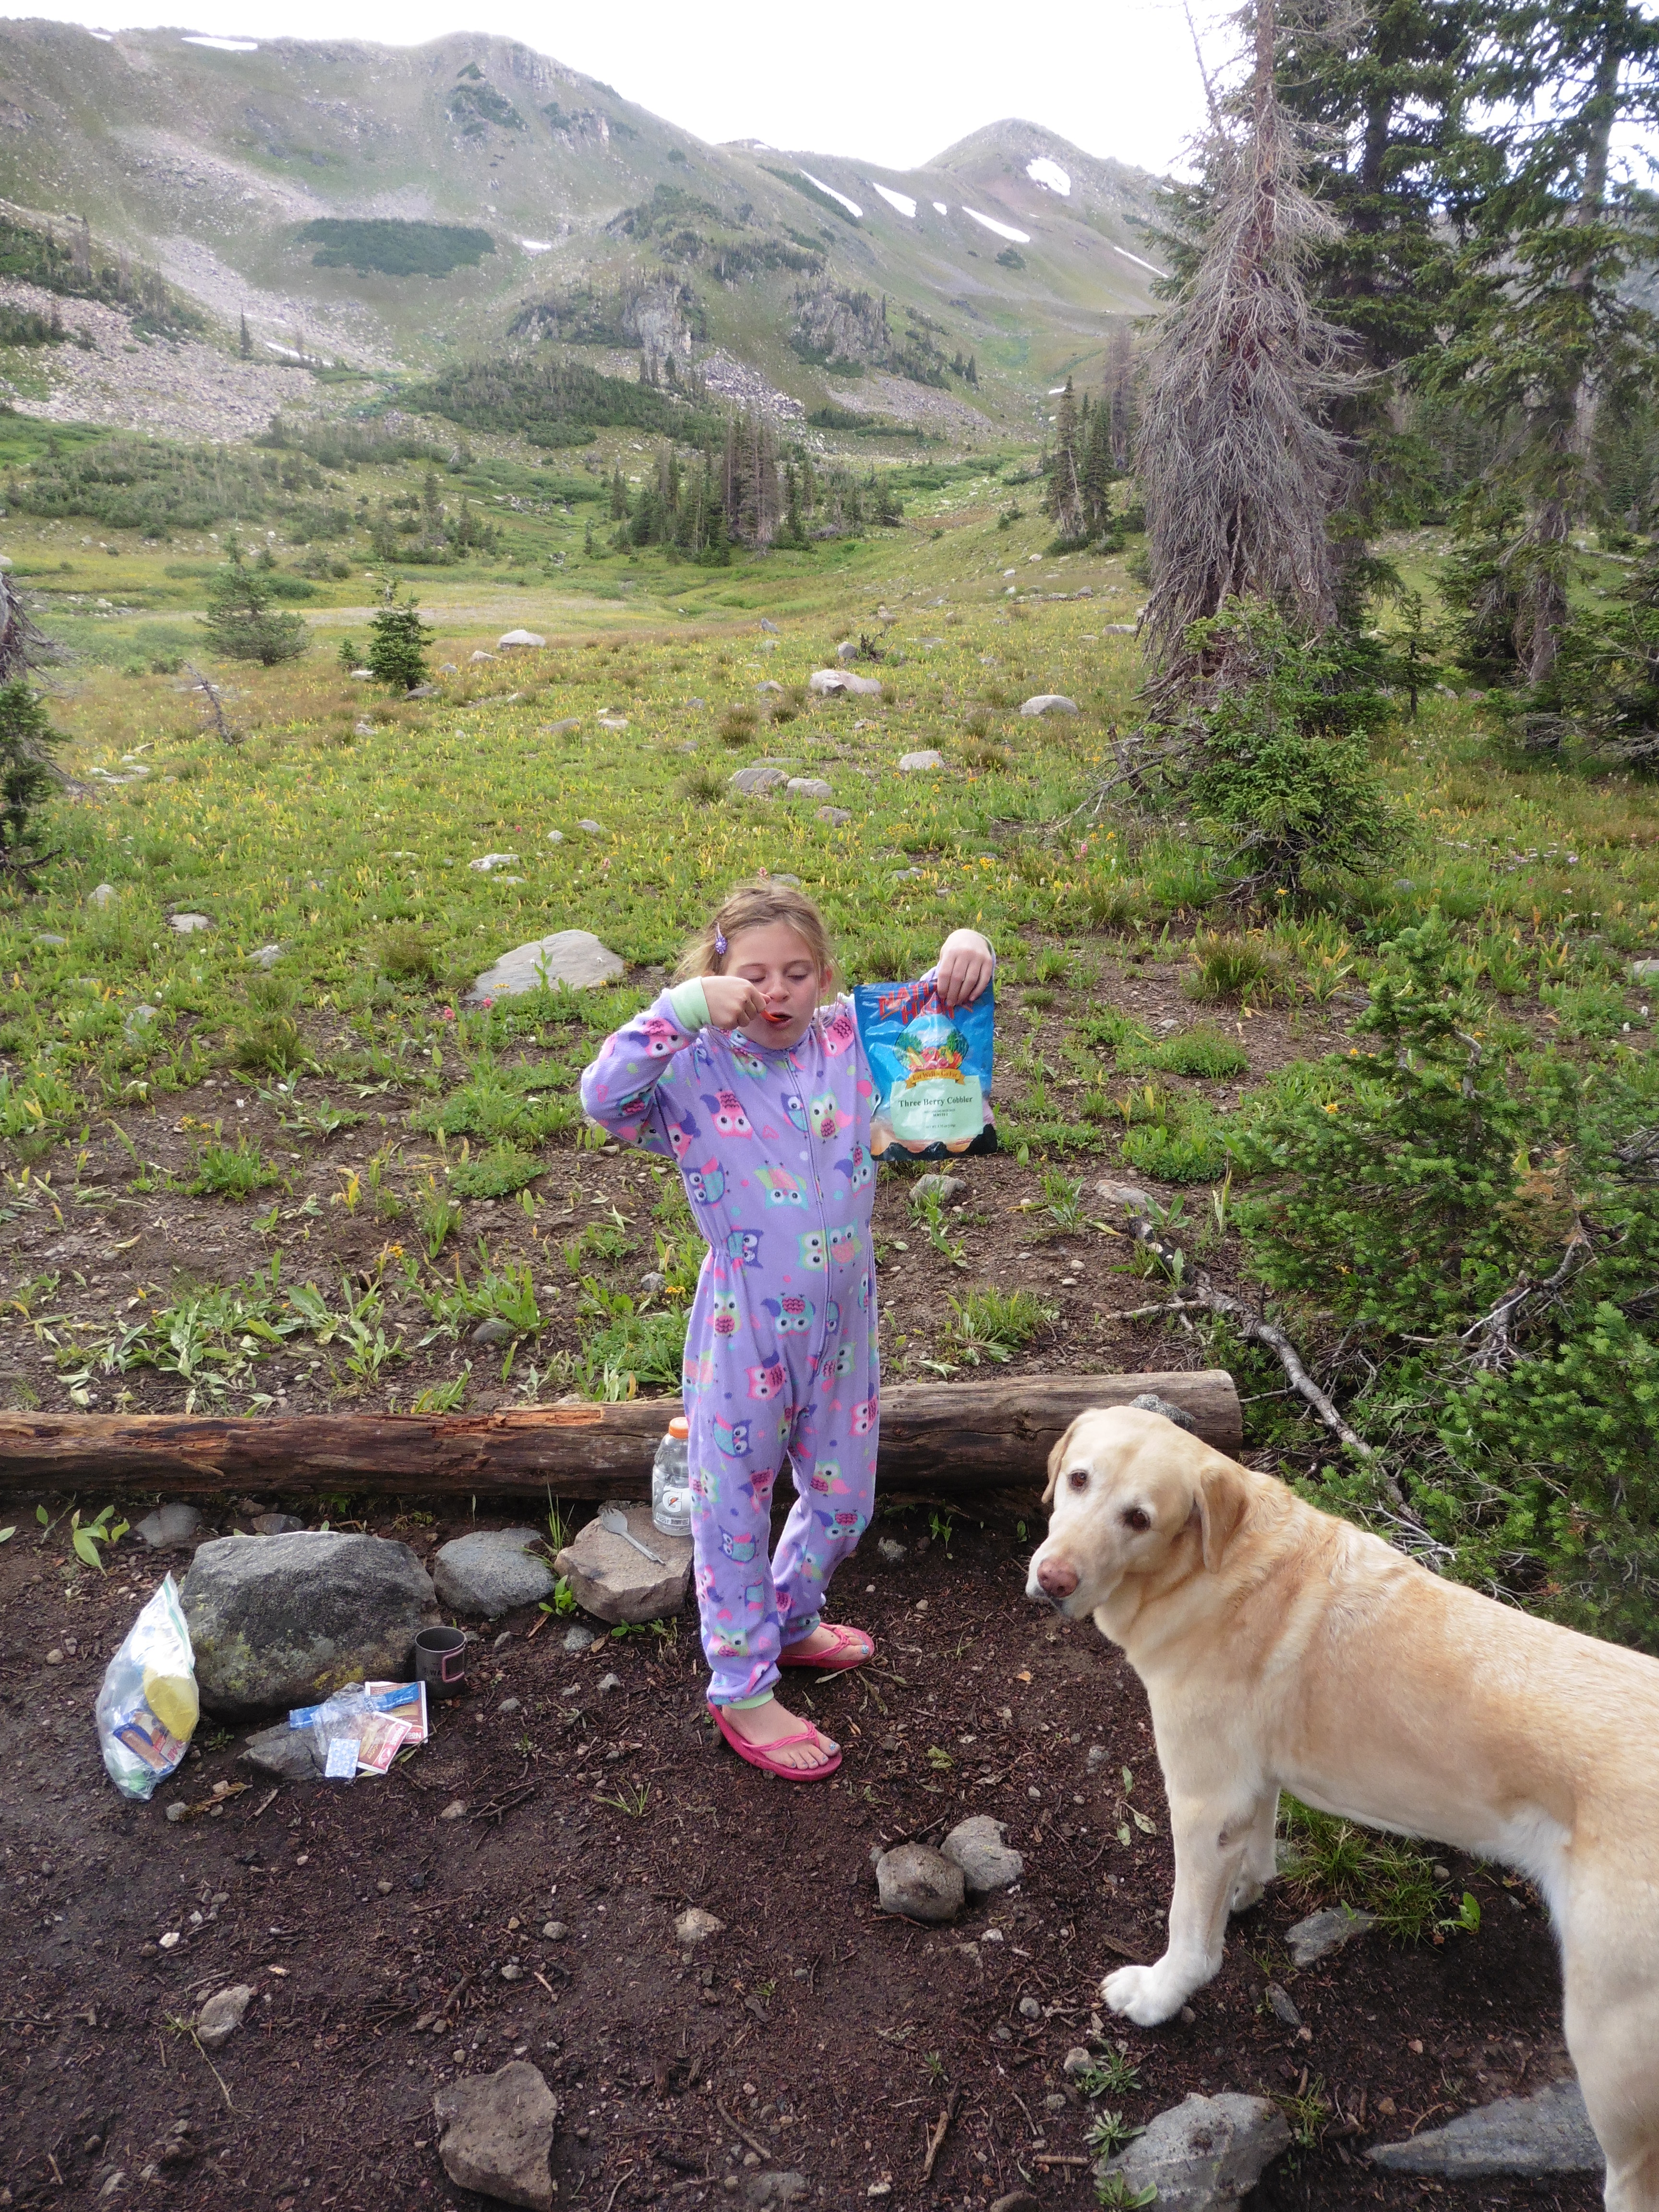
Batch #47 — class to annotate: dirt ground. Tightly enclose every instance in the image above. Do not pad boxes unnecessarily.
[0,1499,1599,2212]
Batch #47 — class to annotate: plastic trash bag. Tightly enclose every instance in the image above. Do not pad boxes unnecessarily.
[95,1575,199,1801]
[854,974,998,1159]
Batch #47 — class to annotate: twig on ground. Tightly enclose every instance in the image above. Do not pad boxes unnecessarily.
[922,2088,963,2182]
[184,661,238,746]
[715,2100,772,2163]
[1460,1221,1594,1372]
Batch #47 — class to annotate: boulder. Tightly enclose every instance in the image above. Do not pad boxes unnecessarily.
[195,1984,253,2050]
[433,1528,557,1619]
[898,750,945,772]
[875,1841,964,1923]
[180,1530,438,1719]
[1367,2080,1602,2179]
[89,883,116,908]
[808,668,882,698]
[498,629,546,649]
[818,806,852,827]
[941,1815,1024,1896]
[1098,2092,1291,2211]
[136,1503,203,1551]
[787,777,833,800]
[465,929,624,1005]
[169,913,212,935]
[434,2061,560,2212]
[1285,1904,1376,1967]
[553,1504,692,1626]
[1020,694,1080,717]
[728,765,789,796]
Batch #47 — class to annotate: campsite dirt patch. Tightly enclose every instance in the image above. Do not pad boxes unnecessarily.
[0,1501,1599,2212]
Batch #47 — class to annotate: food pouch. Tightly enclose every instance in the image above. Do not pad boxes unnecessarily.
[854,975,997,1159]
[95,1575,199,1802]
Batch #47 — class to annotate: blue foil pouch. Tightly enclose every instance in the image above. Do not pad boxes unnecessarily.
[854,976,997,1160]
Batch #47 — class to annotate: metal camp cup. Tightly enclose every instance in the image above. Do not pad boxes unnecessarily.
[413,1625,468,1698]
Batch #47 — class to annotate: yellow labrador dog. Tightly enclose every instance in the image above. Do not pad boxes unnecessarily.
[1026,1404,1659,2212]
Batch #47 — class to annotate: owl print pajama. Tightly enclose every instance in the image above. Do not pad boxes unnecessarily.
[580,990,883,1705]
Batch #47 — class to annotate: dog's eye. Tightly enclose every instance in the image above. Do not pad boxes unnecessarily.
[1121,1506,1152,1533]
[1067,1467,1088,1491]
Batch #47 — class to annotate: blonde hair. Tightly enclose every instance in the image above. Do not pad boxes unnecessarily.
[675,880,835,986]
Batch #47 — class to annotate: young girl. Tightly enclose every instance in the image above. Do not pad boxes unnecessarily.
[580,884,993,1780]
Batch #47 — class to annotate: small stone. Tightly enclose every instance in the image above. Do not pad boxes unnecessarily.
[355,719,377,736]
[1044,2092,1069,2113]
[1018,1996,1042,2020]
[877,1538,906,1565]
[1129,1391,1199,1434]
[817,805,852,826]
[469,649,496,663]
[35,932,67,946]
[169,913,213,935]
[498,629,547,649]
[542,723,581,740]
[759,618,780,634]
[248,943,282,969]
[597,1671,622,1693]
[808,667,882,697]
[562,1625,596,1654]
[912,1172,964,1202]
[89,882,116,907]
[757,679,784,695]
[1063,2045,1094,2080]
[439,1801,468,1821]
[898,749,945,772]
[989,2195,1041,2212]
[500,1961,524,1982]
[786,777,833,800]
[729,765,790,796]
[158,1930,181,1948]
[542,1921,567,1941]
[165,1802,187,1822]
[470,1316,516,1346]
[251,1513,303,1536]
[45,1647,63,1666]
[239,1722,321,1782]
[1265,1984,1301,2028]
[469,853,520,874]
[875,1841,964,1924]
[1368,2080,1601,2178]
[596,714,629,730]
[941,1815,1024,1896]
[464,928,624,1005]
[577,819,603,834]
[498,1697,521,1715]
[674,1907,726,1945]
[741,2172,808,2208]
[1630,958,1659,981]
[405,683,439,698]
[1086,1744,1110,1772]
[1019,694,1080,716]
[433,2060,560,2211]
[1099,2092,1291,2210]
[136,1503,203,1551]
[554,1503,691,1627]
[835,638,859,661]
[1285,1905,1377,1968]
[639,1270,666,1294]
[195,1984,253,2050]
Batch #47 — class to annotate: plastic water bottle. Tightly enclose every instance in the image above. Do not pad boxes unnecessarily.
[651,1415,693,1537]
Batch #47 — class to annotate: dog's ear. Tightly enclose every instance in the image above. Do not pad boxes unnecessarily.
[1042,1416,1085,1508]
[1192,1457,1250,1573]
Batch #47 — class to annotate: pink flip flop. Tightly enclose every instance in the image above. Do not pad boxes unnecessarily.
[778,1622,875,1674]
[708,1701,842,1782]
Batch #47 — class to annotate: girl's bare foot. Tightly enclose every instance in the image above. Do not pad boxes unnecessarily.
[721,1696,838,1772]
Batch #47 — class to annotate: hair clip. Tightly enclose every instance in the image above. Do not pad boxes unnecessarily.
[714,928,728,957]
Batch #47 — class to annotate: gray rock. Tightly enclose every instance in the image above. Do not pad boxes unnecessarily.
[239,1721,322,1781]
[469,649,496,663]
[1101,622,1137,635]
[877,1537,906,1565]
[674,1907,725,1945]
[740,2174,807,2208]
[757,679,784,695]
[1099,2092,1291,2211]
[498,629,546,649]
[913,1172,965,1202]
[577,819,604,833]
[1630,958,1659,981]
[808,668,882,697]
[1265,1983,1301,2027]
[433,1528,557,1619]
[729,766,790,796]
[542,722,582,740]
[123,1002,160,1042]
[941,1815,1024,1896]
[1130,1390,1199,1434]
[89,882,117,907]
[1020,694,1080,716]
[195,1984,253,2050]
[470,1316,516,1345]
[562,1625,596,1654]
[554,1505,692,1626]
[1368,2080,1602,2178]
[469,853,520,874]
[1062,2045,1094,2080]
[817,805,852,826]
[876,1841,964,1924]
[465,928,624,1005]
[1286,1905,1377,1968]
[787,777,833,800]
[169,913,212,935]
[1087,1743,1110,1772]
[1018,1996,1042,2019]
[248,943,282,969]
[898,749,945,771]
[988,2195,1040,2212]
[835,638,859,661]
[434,2061,560,2211]
[406,683,439,698]
[181,1530,438,1719]
[251,1512,303,1536]
[759,618,780,634]
[35,933,67,946]
[542,1921,567,1940]
[597,1671,622,1692]
[136,1503,203,1550]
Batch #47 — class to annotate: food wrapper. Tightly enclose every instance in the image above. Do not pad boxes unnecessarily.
[95,1575,199,1801]
[854,975,997,1159]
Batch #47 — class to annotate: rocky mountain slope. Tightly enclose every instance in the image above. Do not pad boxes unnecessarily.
[0,21,1162,431]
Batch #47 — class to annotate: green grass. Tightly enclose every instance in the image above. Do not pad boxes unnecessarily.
[940,1286,1058,1365]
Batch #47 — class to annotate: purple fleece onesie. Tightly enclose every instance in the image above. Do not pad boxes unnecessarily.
[579,988,881,1705]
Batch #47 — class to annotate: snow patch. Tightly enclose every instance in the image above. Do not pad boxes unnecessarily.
[801,170,863,220]
[89,26,113,36]
[519,238,554,253]
[871,182,917,219]
[1026,157,1072,196]
[1113,242,1169,277]
[182,34,259,48]
[962,207,1031,245]
[932,200,948,215]
[1047,386,1068,396]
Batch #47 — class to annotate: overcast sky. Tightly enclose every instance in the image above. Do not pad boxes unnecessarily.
[2,0,1215,177]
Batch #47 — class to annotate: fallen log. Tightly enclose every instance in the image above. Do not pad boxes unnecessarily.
[0,1369,1238,1499]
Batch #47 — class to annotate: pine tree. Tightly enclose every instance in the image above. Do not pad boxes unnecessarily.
[1080,392,1117,537]
[609,466,628,523]
[366,585,432,692]
[199,555,309,667]
[0,679,62,882]
[1045,376,1083,540]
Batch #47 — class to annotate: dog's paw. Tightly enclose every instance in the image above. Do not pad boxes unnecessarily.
[1229,1873,1265,1914]
[1101,1964,1186,2027]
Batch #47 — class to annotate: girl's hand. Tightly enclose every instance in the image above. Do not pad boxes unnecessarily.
[936,929,994,1009]
[702,974,765,1031]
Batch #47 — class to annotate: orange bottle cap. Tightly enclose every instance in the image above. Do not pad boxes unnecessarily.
[668,1417,690,1440]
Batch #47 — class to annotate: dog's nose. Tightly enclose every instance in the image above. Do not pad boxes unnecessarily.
[1038,1557,1079,1599]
